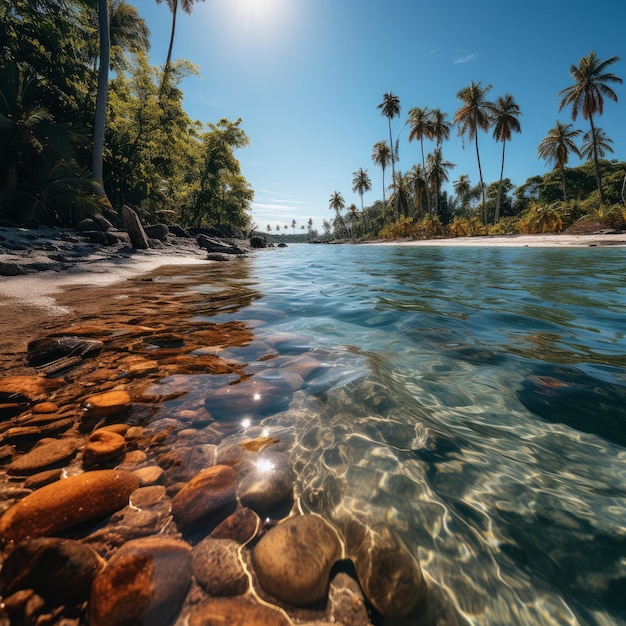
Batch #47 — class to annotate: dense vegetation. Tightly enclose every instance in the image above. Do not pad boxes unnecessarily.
[0,0,253,231]
[325,54,625,241]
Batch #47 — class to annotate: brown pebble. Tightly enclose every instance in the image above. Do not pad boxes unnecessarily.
[32,402,59,414]
[133,466,164,487]
[83,430,126,469]
[83,390,132,418]
[0,469,139,549]
[7,438,82,476]
[189,597,290,626]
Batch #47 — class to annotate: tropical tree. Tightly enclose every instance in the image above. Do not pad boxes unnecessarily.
[407,164,427,218]
[371,141,392,203]
[453,174,473,215]
[428,108,452,147]
[291,218,296,234]
[377,92,401,192]
[581,127,614,161]
[407,106,432,214]
[491,94,522,222]
[109,0,151,70]
[92,0,111,197]
[156,0,206,86]
[537,121,582,201]
[558,51,622,204]
[352,167,372,211]
[426,148,455,217]
[329,190,345,214]
[453,81,493,224]
[389,171,412,219]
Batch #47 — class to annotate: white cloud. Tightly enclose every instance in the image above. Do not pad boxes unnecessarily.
[453,53,478,64]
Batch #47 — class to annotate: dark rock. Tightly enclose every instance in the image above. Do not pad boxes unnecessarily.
[85,230,108,245]
[171,464,238,533]
[168,224,193,238]
[349,524,425,618]
[92,213,114,231]
[210,507,262,543]
[75,218,98,232]
[277,242,287,247]
[144,224,169,241]
[327,572,371,626]
[0,261,25,276]
[192,537,248,596]
[0,537,104,606]
[206,252,238,262]
[26,336,103,368]
[250,235,267,249]
[121,205,149,250]
[105,231,120,245]
[252,514,342,606]
[196,234,246,255]
[89,536,192,626]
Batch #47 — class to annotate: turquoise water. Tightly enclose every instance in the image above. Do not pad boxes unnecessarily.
[170,243,626,625]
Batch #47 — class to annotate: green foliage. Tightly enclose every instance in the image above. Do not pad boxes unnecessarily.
[379,216,416,239]
[447,216,486,237]
[517,203,563,234]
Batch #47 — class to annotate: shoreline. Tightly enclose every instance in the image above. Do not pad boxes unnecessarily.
[367,232,626,247]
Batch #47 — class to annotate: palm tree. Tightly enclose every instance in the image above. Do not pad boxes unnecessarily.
[371,141,392,203]
[291,218,296,234]
[352,167,372,211]
[453,81,493,224]
[407,164,427,218]
[491,94,522,222]
[426,148,455,217]
[377,92,401,192]
[347,203,359,238]
[537,121,582,201]
[156,0,205,86]
[389,171,412,219]
[581,127,614,161]
[92,0,110,197]
[453,174,473,213]
[329,191,345,213]
[428,108,452,148]
[109,0,150,68]
[558,51,622,204]
[407,106,432,214]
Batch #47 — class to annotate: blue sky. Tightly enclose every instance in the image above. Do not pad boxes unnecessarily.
[130,0,626,232]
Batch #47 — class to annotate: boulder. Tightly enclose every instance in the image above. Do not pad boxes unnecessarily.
[196,234,246,255]
[171,464,238,533]
[251,514,342,606]
[26,336,103,368]
[192,537,248,596]
[7,437,82,476]
[121,205,149,250]
[189,597,290,626]
[89,536,192,626]
[144,224,169,241]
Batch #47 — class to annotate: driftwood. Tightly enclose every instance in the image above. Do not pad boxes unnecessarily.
[121,205,149,250]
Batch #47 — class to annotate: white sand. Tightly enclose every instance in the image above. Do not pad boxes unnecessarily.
[369,233,626,247]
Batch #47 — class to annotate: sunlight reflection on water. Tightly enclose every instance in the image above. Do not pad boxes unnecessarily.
[155,244,626,625]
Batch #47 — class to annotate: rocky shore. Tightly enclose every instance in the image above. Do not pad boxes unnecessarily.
[0,240,432,626]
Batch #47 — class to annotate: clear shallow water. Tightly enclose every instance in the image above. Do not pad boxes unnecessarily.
[168,243,626,625]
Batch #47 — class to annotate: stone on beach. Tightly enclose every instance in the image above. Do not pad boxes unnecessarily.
[252,514,342,606]
[83,389,132,420]
[89,536,192,626]
[171,464,238,533]
[0,469,139,548]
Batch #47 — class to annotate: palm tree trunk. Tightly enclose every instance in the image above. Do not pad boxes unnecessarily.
[560,165,567,202]
[589,114,605,204]
[161,0,178,92]
[495,140,506,223]
[420,138,431,215]
[92,0,110,200]
[475,134,486,225]
[381,167,386,203]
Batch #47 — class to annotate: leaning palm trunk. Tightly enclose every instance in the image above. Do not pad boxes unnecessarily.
[495,140,506,222]
[92,0,110,190]
[475,135,486,225]
[588,115,605,204]
[560,165,568,202]
[161,0,178,92]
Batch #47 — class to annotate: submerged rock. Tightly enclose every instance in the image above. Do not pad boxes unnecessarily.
[252,514,342,606]
[26,336,103,367]
[0,469,139,549]
[0,537,104,606]
[171,464,238,533]
[188,597,291,626]
[89,536,192,626]
[192,537,248,596]
[7,437,82,476]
